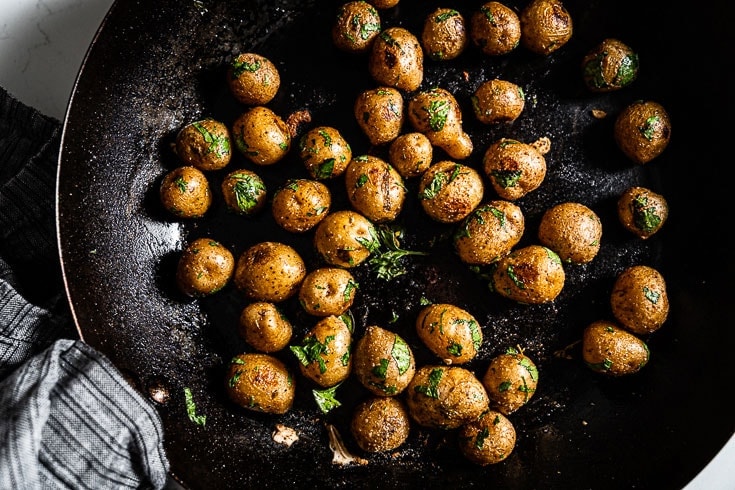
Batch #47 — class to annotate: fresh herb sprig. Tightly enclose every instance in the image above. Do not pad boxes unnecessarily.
[368,224,428,280]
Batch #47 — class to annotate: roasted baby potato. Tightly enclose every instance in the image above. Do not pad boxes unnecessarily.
[353,325,416,396]
[351,396,411,453]
[520,0,573,55]
[387,132,433,178]
[458,409,516,465]
[344,154,406,223]
[481,347,538,415]
[614,100,671,164]
[290,315,353,388]
[405,365,490,429]
[227,53,280,106]
[416,303,483,365]
[537,202,603,264]
[298,267,359,317]
[617,186,668,239]
[226,353,295,414]
[159,165,212,219]
[453,200,525,266]
[332,1,382,53]
[421,8,467,61]
[238,302,293,353]
[582,38,639,92]
[369,27,423,92]
[471,79,525,125]
[582,320,650,376]
[232,106,291,166]
[610,265,669,335]
[491,245,565,304]
[175,237,234,298]
[313,210,378,268]
[482,138,547,200]
[221,169,267,216]
[408,87,473,160]
[271,178,331,233]
[353,87,404,147]
[418,161,484,224]
[298,126,352,180]
[234,241,306,302]
[174,118,232,171]
[469,1,521,56]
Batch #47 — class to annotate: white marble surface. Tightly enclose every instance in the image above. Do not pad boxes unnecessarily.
[0,0,732,488]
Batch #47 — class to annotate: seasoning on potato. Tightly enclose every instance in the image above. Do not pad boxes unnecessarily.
[175,237,234,298]
[159,165,212,219]
[225,353,295,414]
[418,161,484,224]
[617,186,668,239]
[387,132,433,179]
[290,314,353,388]
[469,1,521,56]
[482,347,538,415]
[482,138,547,201]
[353,86,404,147]
[344,154,406,223]
[614,100,671,164]
[537,202,603,264]
[353,325,416,396]
[238,302,293,353]
[491,245,565,304]
[407,87,473,160]
[271,178,331,233]
[234,241,306,302]
[298,267,359,317]
[298,125,352,180]
[350,396,411,453]
[221,169,267,216]
[471,79,525,125]
[313,210,378,268]
[457,409,516,465]
[416,303,483,365]
[232,106,291,166]
[332,1,382,54]
[582,38,639,92]
[610,265,669,335]
[174,118,232,171]
[520,0,573,55]
[227,53,280,106]
[369,27,423,92]
[453,200,525,266]
[421,7,467,61]
[582,320,650,376]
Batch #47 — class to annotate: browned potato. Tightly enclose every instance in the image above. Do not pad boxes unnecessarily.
[405,365,489,429]
[407,87,473,160]
[232,106,291,166]
[344,154,406,223]
[421,8,467,61]
[582,320,650,376]
[234,241,306,302]
[353,325,416,396]
[290,315,353,388]
[471,79,525,124]
[582,38,639,93]
[298,126,352,180]
[238,302,293,353]
[610,265,669,334]
[313,210,378,268]
[221,169,267,216]
[271,178,331,233]
[353,87,404,147]
[174,118,232,171]
[418,161,484,224]
[458,409,516,465]
[614,100,671,164]
[416,303,482,365]
[369,0,399,8]
[332,1,382,53]
[470,1,521,56]
[368,27,424,92]
[491,245,565,304]
[453,200,525,265]
[482,138,547,200]
[388,132,433,178]
[350,396,411,452]
[298,267,359,317]
[225,353,295,414]
[520,0,573,55]
[537,202,603,264]
[617,186,668,239]
[482,347,538,415]
[175,237,234,297]
[159,165,212,218]
[227,53,280,106]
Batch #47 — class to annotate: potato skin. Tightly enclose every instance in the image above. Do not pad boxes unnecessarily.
[313,210,378,268]
[388,132,433,179]
[159,165,212,219]
[610,265,669,334]
[421,8,467,61]
[520,0,573,55]
[350,396,411,452]
[221,169,267,216]
[175,118,232,171]
[482,138,546,200]
[470,2,521,56]
[298,267,359,317]
[344,154,406,223]
[225,353,295,414]
[617,186,668,239]
[238,302,293,353]
[614,100,671,164]
[232,106,291,166]
[369,27,423,92]
[416,303,482,365]
[405,365,489,429]
[234,242,306,302]
[537,202,603,264]
[482,348,538,415]
[353,325,416,396]
[175,237,234,297]
[353,87,404,147]
[491,245,565,304]
[453,200,525,265]
[408,87,473,160]
[582,38,639,92]
[332,1,382,53]
[271,179,331,233]
[298,126,352,180]
[458,409,516,465]
[290,315,353,388]
[227,53,280,106]
[471,79,525,125]
[582,320,650,376]
[418,161,484,224]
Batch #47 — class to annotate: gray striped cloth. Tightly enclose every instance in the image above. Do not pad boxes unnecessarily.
[0,87,169,489]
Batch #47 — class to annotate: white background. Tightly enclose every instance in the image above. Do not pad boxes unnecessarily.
[0,0,732,488]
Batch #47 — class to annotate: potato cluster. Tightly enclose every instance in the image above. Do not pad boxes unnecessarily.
[156,0,673,471]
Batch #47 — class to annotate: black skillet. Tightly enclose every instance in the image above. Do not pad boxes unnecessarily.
[57,0,735,488]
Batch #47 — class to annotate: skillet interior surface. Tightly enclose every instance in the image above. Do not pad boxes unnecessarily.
[57,0,735,488]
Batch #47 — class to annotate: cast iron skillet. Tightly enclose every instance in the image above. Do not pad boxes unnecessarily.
[57,0,735,488]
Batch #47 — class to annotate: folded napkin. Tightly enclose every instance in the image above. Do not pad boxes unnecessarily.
[0,86,169,489]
